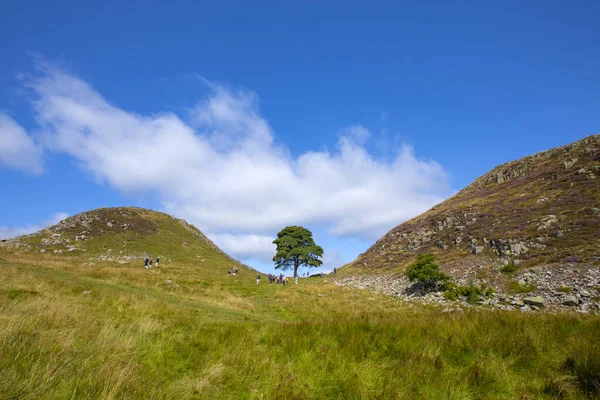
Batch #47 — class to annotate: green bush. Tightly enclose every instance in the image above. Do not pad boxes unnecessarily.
[405,254,451,291]
[558,286,572,293]
[500,263,518,273]
[444,284,495,304]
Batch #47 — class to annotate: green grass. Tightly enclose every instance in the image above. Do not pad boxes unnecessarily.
[559,286,573,294]
[509,281,538,294]
[1,251,599,399]
[500,263,519,274]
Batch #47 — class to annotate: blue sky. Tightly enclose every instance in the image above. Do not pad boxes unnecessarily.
[1,0,599,274]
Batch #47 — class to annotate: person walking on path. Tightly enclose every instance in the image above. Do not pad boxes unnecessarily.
[256,274,261,285]
[295,276,299,285]
[156,256,160,267]
[149,258,153,269]
[144,257,149,269]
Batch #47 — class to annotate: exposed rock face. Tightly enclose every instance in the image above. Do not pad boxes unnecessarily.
[346,135,600,273]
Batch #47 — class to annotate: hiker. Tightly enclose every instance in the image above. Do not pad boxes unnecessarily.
[295,276,299,285]
[496,239,505,257]
[256,274,261,285]
[144,257,148,269]
[149,258,153,269]
[156,256,160,267]
[333,268,337,275]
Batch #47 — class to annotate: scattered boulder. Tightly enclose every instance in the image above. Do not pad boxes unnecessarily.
[473,245,484,255]
[83,290,92,295]
[562,159,578,169]
[524,296,545,307]
[562,296,579,307]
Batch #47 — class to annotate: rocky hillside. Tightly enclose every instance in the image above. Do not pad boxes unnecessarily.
[348,134,600,271]
[340,135,600,311]
[0,207,251,270]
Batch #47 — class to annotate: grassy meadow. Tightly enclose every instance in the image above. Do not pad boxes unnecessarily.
[1,250,599,400]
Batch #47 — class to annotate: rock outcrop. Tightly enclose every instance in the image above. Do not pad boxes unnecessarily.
[346,135,600,271]
[342,134,600,312]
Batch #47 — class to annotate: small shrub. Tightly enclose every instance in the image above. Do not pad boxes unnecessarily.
[558,286,572,294]
[500,263,518,273]
[509,282,537,294]
[405,254,451,291]
[443,290,459,301]
[444,284,494,304]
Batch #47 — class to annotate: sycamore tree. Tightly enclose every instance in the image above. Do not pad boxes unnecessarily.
[273,226,324,278]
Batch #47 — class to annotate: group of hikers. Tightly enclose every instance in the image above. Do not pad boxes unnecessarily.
[254,268,335,285]
[227,265,239,275]
[256,273,297,285]
[489,239,505,257]
[143,256,160,269]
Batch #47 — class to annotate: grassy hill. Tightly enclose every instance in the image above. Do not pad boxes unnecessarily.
[344,134,600,277]
[1,208,599,397]
[1,207,251,271]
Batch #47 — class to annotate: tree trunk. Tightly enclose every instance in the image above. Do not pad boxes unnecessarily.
[294,258,299,277]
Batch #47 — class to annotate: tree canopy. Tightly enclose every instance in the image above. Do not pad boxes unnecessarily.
[272,226,323,277]
[405,254,451,291]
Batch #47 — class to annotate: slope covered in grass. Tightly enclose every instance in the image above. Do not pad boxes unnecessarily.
[1,249,599,399]
[2,207,251,271]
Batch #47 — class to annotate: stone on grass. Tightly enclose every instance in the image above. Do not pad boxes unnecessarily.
[524,296,545,307]
[562,296,579,307]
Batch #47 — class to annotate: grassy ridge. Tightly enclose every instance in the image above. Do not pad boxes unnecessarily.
[1,254,599,399]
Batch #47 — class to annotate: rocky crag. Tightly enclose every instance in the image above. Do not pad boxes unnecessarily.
[341,134,600,311]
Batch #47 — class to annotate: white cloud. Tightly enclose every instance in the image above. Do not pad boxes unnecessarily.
[0,113,44,174]
[321,250,346,269]
[0,212,68,240]
[340,125,370,145]
[211,233,276,262]
[14,63,452,260]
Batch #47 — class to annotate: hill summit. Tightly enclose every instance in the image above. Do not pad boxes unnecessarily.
[341,134,600,310]
[349,134,600,271]
[1,207,250,270]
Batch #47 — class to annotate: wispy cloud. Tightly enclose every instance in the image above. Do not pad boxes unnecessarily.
[6,61,452,261]
[0,112,44,174]
[0,212,68,240]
